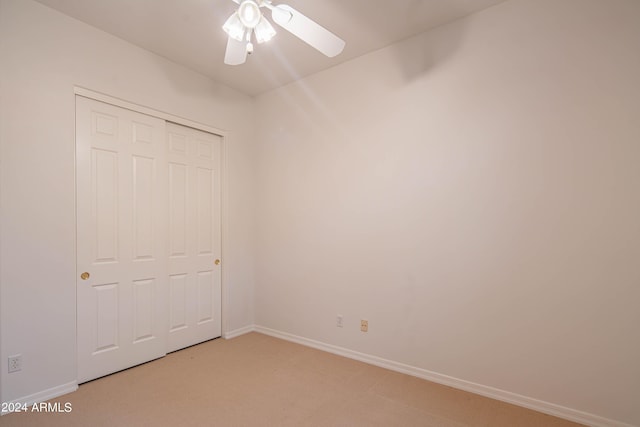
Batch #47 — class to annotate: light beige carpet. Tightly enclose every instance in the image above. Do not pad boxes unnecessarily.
[2,332,583,426]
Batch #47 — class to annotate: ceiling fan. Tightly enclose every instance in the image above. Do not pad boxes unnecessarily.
[222,0,346,65]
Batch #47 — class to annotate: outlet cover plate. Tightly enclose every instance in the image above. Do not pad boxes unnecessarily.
[8,355,22,373]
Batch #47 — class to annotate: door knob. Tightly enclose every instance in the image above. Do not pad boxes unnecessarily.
[214,259,221,265]
[80,272,90,280]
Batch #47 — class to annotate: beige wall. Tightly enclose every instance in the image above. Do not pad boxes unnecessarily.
[254,0,640,425]
[2,0,639,424]
[0,0,256,404]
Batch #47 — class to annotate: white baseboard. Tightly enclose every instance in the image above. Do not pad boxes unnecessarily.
[223,324,255,340]
[1,381,78,416]
[254,325,633,427]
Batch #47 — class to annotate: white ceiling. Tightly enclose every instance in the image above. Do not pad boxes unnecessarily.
[34,0,507,96]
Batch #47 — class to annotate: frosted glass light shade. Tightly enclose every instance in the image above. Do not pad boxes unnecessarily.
[223,13,245,41]
[238,1,261,29]
[254,16,276,43]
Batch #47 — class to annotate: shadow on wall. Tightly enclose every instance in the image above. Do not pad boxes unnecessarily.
[328,0,468,84]
[389,21,467,84]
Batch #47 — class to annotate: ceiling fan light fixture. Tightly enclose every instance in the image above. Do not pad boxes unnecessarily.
[238,1,261,29]
[254,16,276,43]
[223,0,345,66]
[223,12,245,41]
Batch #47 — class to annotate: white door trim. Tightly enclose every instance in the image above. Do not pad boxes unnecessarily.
[74,87,228,136]
[74,87,231,342]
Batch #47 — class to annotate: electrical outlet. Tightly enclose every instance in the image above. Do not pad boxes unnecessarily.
[8,355,22,373]
[336,315,343,328]
[360,319,368,332]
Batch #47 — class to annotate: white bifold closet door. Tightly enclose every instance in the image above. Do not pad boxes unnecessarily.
[76,97,221,383]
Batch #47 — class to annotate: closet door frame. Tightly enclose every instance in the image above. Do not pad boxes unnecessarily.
[74,86,230,345]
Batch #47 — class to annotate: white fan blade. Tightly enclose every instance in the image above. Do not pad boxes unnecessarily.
[224,36,248,65]
[271,4,345,57]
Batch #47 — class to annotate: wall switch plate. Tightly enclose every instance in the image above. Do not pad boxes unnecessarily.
[8,355,22,373]
[336,315,343,328]
[360,319,368,332]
